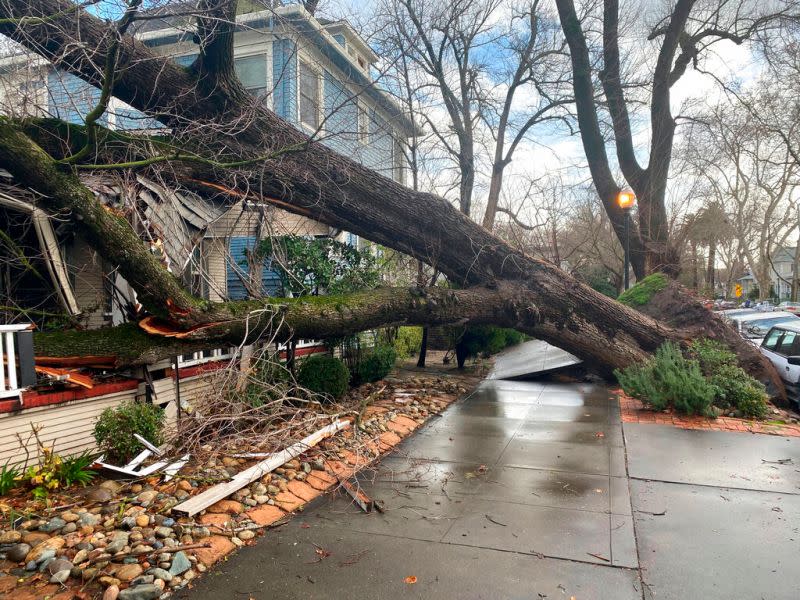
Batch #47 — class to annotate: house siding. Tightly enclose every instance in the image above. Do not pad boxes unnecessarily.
[273,38,297,121]
[0,388,134,468]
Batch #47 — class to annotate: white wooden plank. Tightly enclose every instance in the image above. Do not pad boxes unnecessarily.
[172,419,350,517]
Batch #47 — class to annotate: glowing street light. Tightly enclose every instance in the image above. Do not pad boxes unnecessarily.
[617,190,636,290]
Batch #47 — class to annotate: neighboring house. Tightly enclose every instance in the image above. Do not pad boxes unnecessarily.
[737,246,797,300]
[0,2,414,466]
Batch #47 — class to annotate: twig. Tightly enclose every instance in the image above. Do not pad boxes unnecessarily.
[484,514,507,527]
[587,552,610,562]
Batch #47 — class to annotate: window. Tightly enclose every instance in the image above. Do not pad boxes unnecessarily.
[235,54,268,97]
[776,330,798,355]
[762,328,784,351]
[299,60,320,128]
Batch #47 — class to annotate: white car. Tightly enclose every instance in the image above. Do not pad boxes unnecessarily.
[726,311,800,345]
[759,322,800,406]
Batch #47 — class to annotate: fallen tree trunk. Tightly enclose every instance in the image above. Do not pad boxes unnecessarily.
[0,0,785,397]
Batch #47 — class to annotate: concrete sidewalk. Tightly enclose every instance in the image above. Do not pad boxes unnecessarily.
[178,343,641,600]
[625,423,800,600]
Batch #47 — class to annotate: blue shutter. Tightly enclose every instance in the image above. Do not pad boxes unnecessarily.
[226,237,282,299]
[273,38,297,121]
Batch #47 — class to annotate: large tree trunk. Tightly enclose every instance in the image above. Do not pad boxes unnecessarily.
[0,0,785,398]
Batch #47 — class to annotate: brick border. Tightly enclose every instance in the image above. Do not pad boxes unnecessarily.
[616,390,800,437]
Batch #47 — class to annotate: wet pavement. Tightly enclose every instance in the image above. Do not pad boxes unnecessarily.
[626,423,800,600]
[180,341,800,599]
[180,342,640,599]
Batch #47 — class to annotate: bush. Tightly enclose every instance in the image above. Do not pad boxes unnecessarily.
[356,345,397,383]
[394,326,423,359]
[94,401,165,463]
[460,326,525,359]
[688,338,769,418]
[297,354,350,401]
[708,363,769,418]
[615,342,716,416]
[687,338,737,375]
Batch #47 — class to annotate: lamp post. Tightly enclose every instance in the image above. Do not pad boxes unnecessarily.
[617,190,636,290]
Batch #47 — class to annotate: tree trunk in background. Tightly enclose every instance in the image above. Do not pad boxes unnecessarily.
[706,242,716,292]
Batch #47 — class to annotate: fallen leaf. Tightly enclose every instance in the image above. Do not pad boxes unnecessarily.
[404,575,418,584]
[595,431,605,438]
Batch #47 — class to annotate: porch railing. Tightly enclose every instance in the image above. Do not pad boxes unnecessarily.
[1,324,35,400]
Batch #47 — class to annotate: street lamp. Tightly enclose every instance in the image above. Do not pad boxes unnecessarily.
[617,190,636,290]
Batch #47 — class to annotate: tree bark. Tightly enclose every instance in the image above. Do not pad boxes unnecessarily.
[0,0,786,398]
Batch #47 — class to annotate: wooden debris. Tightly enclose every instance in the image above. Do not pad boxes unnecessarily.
[172,419,351,517]
[338,478,383,513]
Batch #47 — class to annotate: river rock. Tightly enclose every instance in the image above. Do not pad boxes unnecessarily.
[168,551,191,576]
[118,583,162,600]
[7,543,31,562]
[47,558,73,574]
[148,567,172,581]
[50,569,71,583]
[136,490,158,504]
[86,487,113,503]
[0,530,22,544]
[115,563,143,582]
[103,584,120,600]
[25,536,65,563]
[39,517,67,533]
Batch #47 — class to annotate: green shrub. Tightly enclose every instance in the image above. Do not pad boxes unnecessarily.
[94,401,165,463]
[0,463,19,496]
[394,326,423,359]
[617,273,668,307]
[297,354,350,400]
[709,363,769,418]
[687,338,737,375]
[460,326,525,359]
[356,345,397,383]
[615,342,716,416]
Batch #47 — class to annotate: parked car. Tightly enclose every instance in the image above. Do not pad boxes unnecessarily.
[777,301,800,314]
[716,308,758,318]
[726,311,800,344]
[759,322,800,406]
[753,301,776,312]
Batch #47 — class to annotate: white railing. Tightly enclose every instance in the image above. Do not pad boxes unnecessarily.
[0,324,32,399]
[176,347,235,368]
[277,338,323,351]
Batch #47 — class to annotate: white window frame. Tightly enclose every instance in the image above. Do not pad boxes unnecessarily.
[234,51,270,100]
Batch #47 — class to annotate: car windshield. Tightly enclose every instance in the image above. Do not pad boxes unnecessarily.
[744,317,800,338]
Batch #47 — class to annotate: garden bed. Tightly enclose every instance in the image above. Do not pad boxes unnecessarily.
[0,368,476,600]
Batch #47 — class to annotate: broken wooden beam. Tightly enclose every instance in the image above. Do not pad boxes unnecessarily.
[171,419,351,517]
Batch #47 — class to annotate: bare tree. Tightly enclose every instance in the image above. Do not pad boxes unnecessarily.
[554,0,800,278]
[684,101,800,300]
[382,0,571,225]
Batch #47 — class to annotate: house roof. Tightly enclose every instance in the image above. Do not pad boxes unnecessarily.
[0,170,235,276]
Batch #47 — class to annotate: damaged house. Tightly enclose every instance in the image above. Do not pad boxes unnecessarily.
[0,1,415,466]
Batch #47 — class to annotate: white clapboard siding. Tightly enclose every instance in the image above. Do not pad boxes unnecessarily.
[0,388,135,468]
